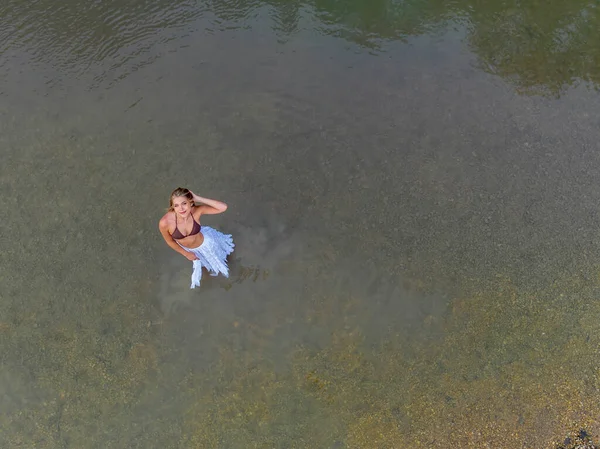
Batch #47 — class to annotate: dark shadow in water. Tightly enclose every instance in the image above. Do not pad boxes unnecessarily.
[463,0,600,96]
[242,0,600,96]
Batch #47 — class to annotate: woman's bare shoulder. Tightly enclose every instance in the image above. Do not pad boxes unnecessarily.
[159,211,175,228]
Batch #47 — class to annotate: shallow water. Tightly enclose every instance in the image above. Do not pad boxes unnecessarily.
[2,1,600,447]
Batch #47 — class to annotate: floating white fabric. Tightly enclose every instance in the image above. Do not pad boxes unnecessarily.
[177,226,235,289]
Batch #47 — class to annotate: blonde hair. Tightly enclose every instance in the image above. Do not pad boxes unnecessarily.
[168,187,194,212]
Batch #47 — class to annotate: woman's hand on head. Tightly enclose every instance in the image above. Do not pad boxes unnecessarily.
[184,252,198,261]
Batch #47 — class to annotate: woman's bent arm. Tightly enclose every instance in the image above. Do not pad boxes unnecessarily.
[158,218,189,257]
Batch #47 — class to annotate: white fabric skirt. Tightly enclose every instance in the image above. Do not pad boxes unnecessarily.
[177,226,235,289]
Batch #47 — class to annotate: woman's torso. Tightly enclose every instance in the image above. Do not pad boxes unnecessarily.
[168,209,204,248]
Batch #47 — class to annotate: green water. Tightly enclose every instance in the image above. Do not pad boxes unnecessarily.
[1,0,600,447]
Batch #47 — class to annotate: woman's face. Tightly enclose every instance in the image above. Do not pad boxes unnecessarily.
[172,196,192,216]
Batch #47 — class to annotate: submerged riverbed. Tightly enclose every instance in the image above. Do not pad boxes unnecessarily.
[1,0,600,447]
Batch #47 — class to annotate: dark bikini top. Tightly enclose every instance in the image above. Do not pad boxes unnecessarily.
[171,213,201,240]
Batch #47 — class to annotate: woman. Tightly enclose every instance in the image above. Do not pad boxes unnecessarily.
[159,188,234,288]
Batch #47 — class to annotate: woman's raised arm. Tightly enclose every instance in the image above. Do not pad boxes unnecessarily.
[190,191,228,215]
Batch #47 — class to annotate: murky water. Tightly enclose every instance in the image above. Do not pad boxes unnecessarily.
[2,1,600,448]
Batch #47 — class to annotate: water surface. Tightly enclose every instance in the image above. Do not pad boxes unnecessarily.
[2,0,600,447]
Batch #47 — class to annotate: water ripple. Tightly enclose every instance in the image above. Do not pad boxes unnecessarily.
[0,0,208,87]
[1,0,598,96]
